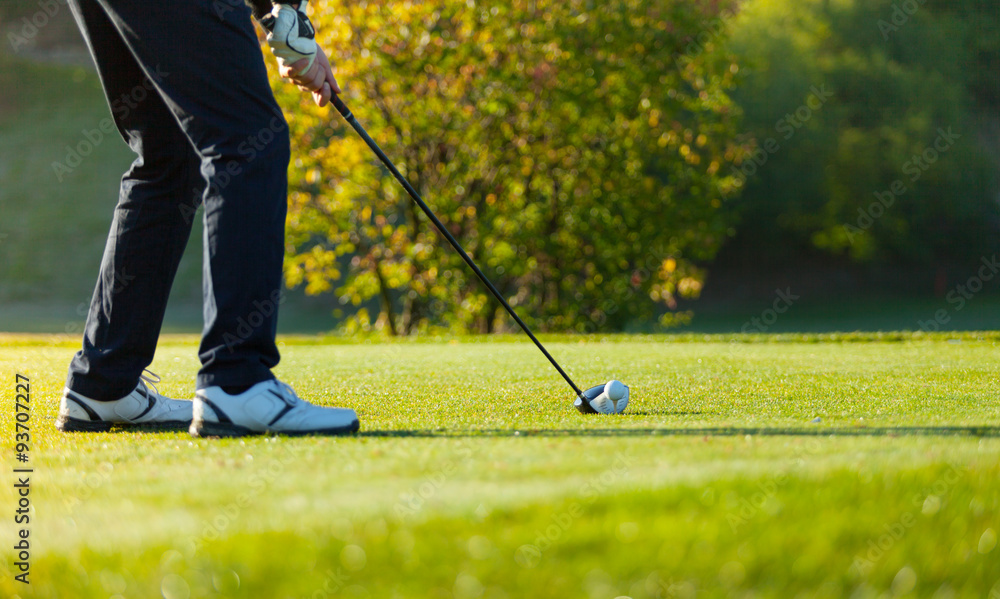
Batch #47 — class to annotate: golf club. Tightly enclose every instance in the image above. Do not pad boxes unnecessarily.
[329,95,628,415]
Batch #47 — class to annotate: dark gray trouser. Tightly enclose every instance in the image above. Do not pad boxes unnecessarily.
[65,0,288,400]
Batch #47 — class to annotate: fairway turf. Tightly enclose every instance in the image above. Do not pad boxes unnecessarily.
[1,333,999,598]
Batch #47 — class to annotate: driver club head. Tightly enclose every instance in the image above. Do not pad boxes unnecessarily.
[574,381,630,415]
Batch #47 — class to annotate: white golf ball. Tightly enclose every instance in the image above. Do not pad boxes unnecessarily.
[605,380,626,401]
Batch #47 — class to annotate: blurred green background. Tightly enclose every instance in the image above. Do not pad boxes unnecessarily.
[0,0,998,334]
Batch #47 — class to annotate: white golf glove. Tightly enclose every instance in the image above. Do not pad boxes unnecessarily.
[260,2,317,76]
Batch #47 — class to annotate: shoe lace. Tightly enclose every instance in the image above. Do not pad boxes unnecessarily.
[138,369,162,398]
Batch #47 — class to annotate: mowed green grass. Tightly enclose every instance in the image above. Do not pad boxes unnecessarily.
[1,333,999,598]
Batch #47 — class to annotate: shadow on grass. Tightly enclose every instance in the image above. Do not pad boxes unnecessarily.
[627,410,711,416]
[359,426,1000,438]
[96,423,999,438]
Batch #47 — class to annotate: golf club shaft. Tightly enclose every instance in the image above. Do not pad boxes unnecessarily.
[330,96,584,398]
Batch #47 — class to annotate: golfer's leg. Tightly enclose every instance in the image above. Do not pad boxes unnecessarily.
[65,0,202,401]
[93,0,290,390]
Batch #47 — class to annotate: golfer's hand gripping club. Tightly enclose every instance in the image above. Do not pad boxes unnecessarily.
[260,1,339,106]
[260,2,317,74]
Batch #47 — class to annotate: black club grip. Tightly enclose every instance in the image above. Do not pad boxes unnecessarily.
[331,95,351,119]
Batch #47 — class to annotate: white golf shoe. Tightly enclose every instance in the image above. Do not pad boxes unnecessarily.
[56,371,192,432]
[190,379,359,437]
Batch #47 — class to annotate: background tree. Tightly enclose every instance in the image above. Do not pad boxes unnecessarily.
[724,0,999,274]
[276,0,747,334]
